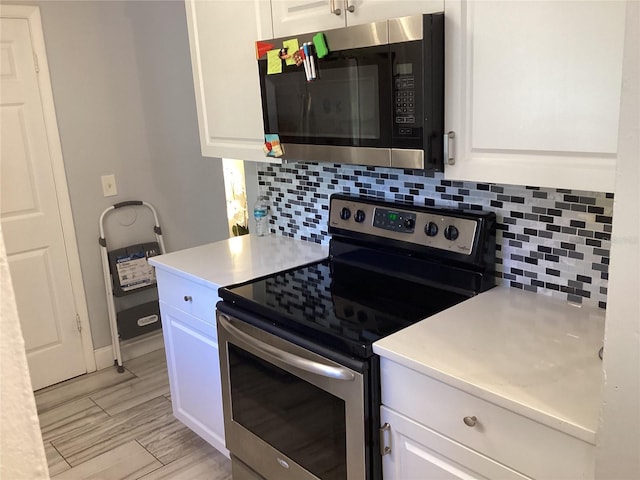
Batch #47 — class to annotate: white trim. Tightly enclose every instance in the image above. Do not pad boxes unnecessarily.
[94,331,165,371]
[0,5,96,372]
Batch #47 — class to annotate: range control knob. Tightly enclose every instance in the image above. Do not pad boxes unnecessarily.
[340,207,351,220]
[354,209,366,223]
[403,218,415,229]
[425,221,439,237]
[444,225,459,241]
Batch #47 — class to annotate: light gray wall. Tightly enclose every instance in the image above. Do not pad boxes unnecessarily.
[26,0,228,349]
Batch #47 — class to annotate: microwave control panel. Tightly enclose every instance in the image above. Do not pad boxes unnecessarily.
[394,73,416,134]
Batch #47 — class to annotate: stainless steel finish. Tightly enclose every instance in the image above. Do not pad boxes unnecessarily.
[346,2,355,13]
[283,143,392,167]
[217,310,366,480]
[218,313,355,381]
[183,295,192,302]
[380,423,392,456]
[329,197,479,255]
[323,18,388,50]
[263,20,387,53]
[463,416,478,427]
[232,456,266,480]
[391,149,424,169]
[330,0,341,15]
[389,15,424,43]
[444,131,456,165]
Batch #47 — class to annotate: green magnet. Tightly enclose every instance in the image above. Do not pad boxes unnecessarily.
[313,33,329,59]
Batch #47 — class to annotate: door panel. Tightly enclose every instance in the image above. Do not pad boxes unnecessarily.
[0,16,86,390]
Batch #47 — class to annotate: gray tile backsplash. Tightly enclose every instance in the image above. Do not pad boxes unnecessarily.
[257,163,613,309]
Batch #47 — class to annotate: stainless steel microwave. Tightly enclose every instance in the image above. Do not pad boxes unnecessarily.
[257,13,444,170]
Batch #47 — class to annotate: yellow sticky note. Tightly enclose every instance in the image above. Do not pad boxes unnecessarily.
[282,39,300,66]
[267,49,282,75]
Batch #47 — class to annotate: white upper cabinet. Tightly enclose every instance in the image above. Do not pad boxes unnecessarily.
[444,0,626,192]
[185,0,275,162]
[270,0,344,37]
[270,0,444,38]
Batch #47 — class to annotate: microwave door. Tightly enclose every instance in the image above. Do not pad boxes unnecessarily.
[346,57,362,144]
[300,90,311,139]
[260,43,393,165]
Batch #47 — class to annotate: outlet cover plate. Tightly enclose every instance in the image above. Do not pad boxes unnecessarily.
[101,174,117,197]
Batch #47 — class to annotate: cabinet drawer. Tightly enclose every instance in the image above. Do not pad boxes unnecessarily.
[381,406,530,480]
[381,359,594,479]
[156,269,219,324]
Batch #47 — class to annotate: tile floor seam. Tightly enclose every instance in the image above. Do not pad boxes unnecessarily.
[48,441,72,474]
[88,394,112,418]
[134,438,165,478]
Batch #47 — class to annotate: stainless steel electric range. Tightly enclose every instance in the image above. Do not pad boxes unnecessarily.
[216,194,496,480]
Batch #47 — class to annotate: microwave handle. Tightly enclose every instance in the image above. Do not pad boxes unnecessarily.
[217,313,356,381]
[444,131,456,165]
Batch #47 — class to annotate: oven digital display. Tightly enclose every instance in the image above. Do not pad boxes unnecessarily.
[373,207,416,233]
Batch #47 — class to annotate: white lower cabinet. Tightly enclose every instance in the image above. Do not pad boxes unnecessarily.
[381,406,529,480]
[156,269,228,457]
[380,359,595,479]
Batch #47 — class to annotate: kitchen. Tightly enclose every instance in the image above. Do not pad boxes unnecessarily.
[0,1,637,479]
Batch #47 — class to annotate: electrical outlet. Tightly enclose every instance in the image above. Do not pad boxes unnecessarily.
[101,174,117,197]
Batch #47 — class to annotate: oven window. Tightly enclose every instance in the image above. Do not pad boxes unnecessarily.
[229,344,347,480]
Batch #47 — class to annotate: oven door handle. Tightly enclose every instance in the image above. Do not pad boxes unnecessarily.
[218,313,356,381]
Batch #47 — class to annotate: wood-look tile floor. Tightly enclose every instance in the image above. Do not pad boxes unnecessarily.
[35,349,232,479]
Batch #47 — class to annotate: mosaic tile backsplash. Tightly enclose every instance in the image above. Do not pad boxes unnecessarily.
[257,163,613,309]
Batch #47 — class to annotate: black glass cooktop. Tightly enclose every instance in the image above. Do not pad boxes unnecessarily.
[218,259,469,359]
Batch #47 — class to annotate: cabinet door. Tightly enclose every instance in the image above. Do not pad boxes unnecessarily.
[160,301,228,456]
[380,406,530,480]
[271,0,444,37]
[444,0,626,191]
[185,0,275,162]
[271,0,345,38]
[344,0,443,26]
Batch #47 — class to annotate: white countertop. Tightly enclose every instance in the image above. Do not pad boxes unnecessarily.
[374,286,605,445]
[151,236,603,445]
[149,234,328,289]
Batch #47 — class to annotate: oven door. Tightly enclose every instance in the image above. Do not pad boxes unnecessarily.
[217,310,366,480]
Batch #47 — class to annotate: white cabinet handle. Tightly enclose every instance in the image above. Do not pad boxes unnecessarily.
[330,0,341,15]
[463,415,477,427]
[380,422,392,455]
[444,131,456,165]
[183,295,192,302]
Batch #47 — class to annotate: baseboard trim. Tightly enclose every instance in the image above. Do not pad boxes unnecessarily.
[94,331,165,371]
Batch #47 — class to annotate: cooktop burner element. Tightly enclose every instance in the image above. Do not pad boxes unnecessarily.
[219,195,496,360]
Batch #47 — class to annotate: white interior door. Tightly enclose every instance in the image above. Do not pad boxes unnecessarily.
[0,12,88,390]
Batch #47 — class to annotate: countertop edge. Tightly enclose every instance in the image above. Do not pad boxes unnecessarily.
[149,259,221,290]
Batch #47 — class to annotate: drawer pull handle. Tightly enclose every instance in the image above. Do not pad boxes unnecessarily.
[183,295,192,302]
[463,416,477,427]
[380,422,392,455]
